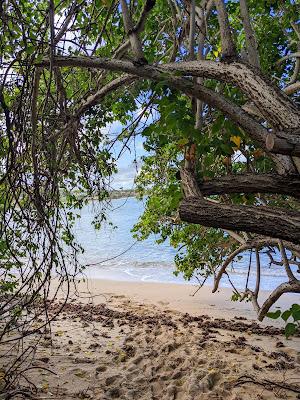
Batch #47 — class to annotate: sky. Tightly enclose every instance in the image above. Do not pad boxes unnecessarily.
[105,120,147,190]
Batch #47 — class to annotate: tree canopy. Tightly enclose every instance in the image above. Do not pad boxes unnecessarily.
[1,0,300,347]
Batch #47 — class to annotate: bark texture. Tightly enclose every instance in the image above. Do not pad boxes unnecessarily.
[179,198,300,244]
[198,173,300,199]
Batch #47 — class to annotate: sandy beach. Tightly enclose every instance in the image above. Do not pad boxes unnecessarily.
[71,278,300,325]
[2,279,300,399]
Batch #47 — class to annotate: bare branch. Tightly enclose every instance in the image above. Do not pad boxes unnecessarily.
[277,51,300,64]
[239,0,260,68]
[115,0,156,59]
[258,280,300,321]
[284,81,300,95]
[54,1,79,45]
[213,238,300,293]
[254,249,260,297]
[214,0,236,59]
[278,239,297,282]
[75,75,137,117]
[120,0,146,62]
[188,0,196,60]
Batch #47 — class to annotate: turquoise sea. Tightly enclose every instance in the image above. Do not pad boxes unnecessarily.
[74,197,299,291]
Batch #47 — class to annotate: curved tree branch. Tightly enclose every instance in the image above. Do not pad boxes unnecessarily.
[38,56,270,146]
[39,55,300,132]
[161,60,300,130]
[278,239,297,282]
[258,280,300,321]
[213,239,300,293]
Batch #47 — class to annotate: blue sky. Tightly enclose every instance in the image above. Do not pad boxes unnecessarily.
[105,121,147,190]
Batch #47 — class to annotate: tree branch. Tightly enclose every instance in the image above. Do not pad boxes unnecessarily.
[75,74,138,117]
[239,0,260,68]
[38,55,298,173]
[38,56,270,145]
[258,280,300,321]
[53,1,79,45]
[114,0,156,59]
[212,238,300,293]
[161,60,300,131]
[214,0,236,59]
[120,0,146,62]
[197,173,300,199]
[284,81,300,95]
[180,198,300,244]
[48,74,137,141]
[180,168,203,198]
[188,0,196,60]
[254,249,261,297]
[266,129,300,150]
[278,239,297,282]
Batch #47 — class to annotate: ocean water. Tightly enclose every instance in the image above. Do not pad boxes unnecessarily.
[74,197,299,290]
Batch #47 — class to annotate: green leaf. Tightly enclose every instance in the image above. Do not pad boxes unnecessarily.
[292,310,300,321]
[281,310,292,322]
[291,304,300,313]
[285,323,296,339]
[266,310,281,319]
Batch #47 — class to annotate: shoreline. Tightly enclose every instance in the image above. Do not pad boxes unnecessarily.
[56,277,300,328]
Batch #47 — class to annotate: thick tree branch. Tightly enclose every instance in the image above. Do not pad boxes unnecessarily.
[161,60,300,130]
[179,198,300,244]
[198,173,300,199]
[38,56,298,173]
[38,57,269,144]
[39,56,300,130]
[41,56,300,132]
[180,168,203,198]
[266,133,300,157]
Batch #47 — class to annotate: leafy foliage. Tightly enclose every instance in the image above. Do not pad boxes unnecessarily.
[267,304,300,338]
